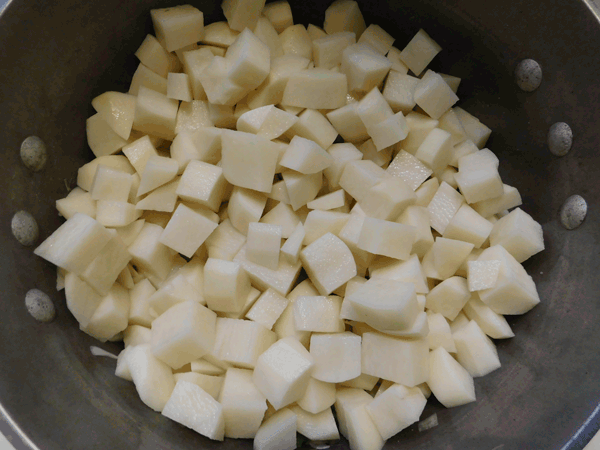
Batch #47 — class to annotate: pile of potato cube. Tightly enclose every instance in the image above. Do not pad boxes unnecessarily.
[34,0,546,448]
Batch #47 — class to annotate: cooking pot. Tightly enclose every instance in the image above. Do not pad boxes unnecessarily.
[0,0,598,448]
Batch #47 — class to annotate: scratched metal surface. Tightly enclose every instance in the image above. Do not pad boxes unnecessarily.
[0,0,599,449]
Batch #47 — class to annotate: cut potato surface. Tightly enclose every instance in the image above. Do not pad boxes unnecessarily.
[34,0,547,448]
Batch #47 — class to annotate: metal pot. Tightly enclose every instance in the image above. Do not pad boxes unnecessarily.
[0,0,598,448]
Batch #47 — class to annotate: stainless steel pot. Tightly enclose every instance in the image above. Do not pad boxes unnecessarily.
[0,0,598,448]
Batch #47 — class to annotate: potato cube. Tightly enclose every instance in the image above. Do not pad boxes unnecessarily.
[226,28,270,89]
[454,107,492,148]
[132,87,178,140]
[399,29,441,76]
[347,278,419,331]
[204,258,251,313]
[237,105,298,140]
[96,201,140,228]
[426,276,470,320]
[282,69,348,110]
[261,203,300,238]
[198,56,247,106]
[297,378,336,415]
[78,157,135,192]
[301,232,357,295]
[454,320,501,377]
[262,1,293,32]
[282,171,322,211]
[427,311,456,352]
[472,184,522,218]
[253,337,314,409]
[358,24,394,55]
[428,347,475,408]
[135,34,171,77]
[56,187,97,220]
[175,160,226,212]
[128,344,175,412]
[303,210,349,245]
[444,204,493,248]
[369,254,429,294]
[246,223,282,270]
[324,0,365,37]
[280,222,305,264]
[90,165,133,203]
[414,70,459,120]
[432,237,474,280]
[382,71,419,112]
[489,208,544,262]
[122,136,158,175]
[360,177,416,221]
[148,273,204,316]
[34,213,112,275]
[362,332,429,386]
[128,279,155,327]
[91,91,136,140]
[162,380,224,440]
[129,63,168,96]
[427,181,464,234]
[288,109,338,149]
[63,272,104,327]
[86,113,129,158]
[339,160,385,202]
[367,111,409,151]
[202,21,239,47]
[386,151,431,192]
[129,222,176,281]
[326,104,370,143]
[403,111,439,154]
[254,407,297,450]
[341,43,392,93]
[83,284,130,341]
[135,178,179,213]
[173,373,222,400]
[415,128,453,173]
[366,385,426,440]
[356,86,393,128]
[151,5,204,52]
[477,245,540,314]
[205,219,246,262]
[245,288,289,329]
[335,388,381,448]
[437,107,467,145]
[463,295,514,339]
[228,186,267,234]
[135,155,178,197]
[308,332,361,384]
[81,231,131,295]
[322,144,362,190]
[290,405,340,441]
[167,73,192,102]
[307,189,346,211]
[180,47,214,100]
[280,24,312,59]
[222,0,265,31]
[358,217,415,260]
[280,136,333,175]
[293,296,344,332]
[313,32,356,69]
[157,204,217,258]
[221,130,280,193]
[151,301,216,369]
[455,167,504,204]
[218,368,267,439]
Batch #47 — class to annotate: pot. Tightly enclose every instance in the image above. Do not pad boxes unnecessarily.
[0,0,598,448]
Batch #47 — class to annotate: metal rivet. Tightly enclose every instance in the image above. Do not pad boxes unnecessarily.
[560,195,587,230]
[11,210,39,246]
[25,289,55,322]
[515,59,542,92]
[548,122,573,156]
[20,136,47,172]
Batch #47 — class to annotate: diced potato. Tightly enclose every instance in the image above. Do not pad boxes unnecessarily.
[454,107,492,148]
[135,34,171,77]
[339,160,385,202]
[252,337,314,409]
[426,276,470,320]
[303,210,349,245]
[489,208,544,262]
[167,73,192,102]
[90,166,133,203]
[358,217,415,260]
[290,405,340,441]
[198,56,247,105]
[287,108,338,149]
[162,380,224,440]
[369,254,429,294]
[427,311,456,352]
[427,181,464,234]
[129,222,176,281]
[86,113,129,158]
[150,5,204,52]
[432,237,474,280]
[260,203,300,238]
[327,104,370,143]
[428,347,476,408]
[205,219,246,261]
[307,189,346,211]
[122,136,159,175]
[80,231,131,295]
[334,388,373,440]
[82,284,130,342]
[356,86,393,128]
[254,407,297,450]
[237,105,297,140]
[124,324,152,347]
[245,288,289,330]
[132,87,179,140]
[127,278,155,327]
[297,378,336,414]
[282,170,322,211]
[92,92,136,140]
[463,295,514,339]
[280,222,305,264]
[128,344,176,412]
[467,260,501,292]
[262,1,293,32]
[403,112,439,155]
[280,136,333,174]
[414,70,459,120]
[324,0,366,38]
[444,203,493,248]
[358,24,394,55]
[386,46,409,74]
[313,32,356,69]
[358,138,392,167]
[341,43,392,93]
[246,223,282,270]
[293,295,344,332]
[453,320,501,377]
[222,0,265,31]
[129,63,168,96]
[202,21,239,47]
[191,358,226,376]
[280,24,312,59]
[96,201,140,228]
[310,332,361,383]
[472,184,522,218]
[204,258,251,313]
[228,186,267,234]
[226,28,270,89]
[399,29,441,76]
[56,187,96,220]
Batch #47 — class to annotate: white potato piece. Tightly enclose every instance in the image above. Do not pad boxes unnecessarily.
[362,332,429,387]
[254,407,297,450]
[467,260,501,292]
[472,184,522,218]
[303,210,349,245]
[92,91,136,140]
[151,5,204,52]
[369,254,429,294]
[245,288,289,330]
[246,223,282,270]
[324,0,366,38]
[222,0,265,31]
[345,398,385,450]
[135,178,179,213]
[426,276,471,321]
[262,0,293,32]
[307,189,346,211]
[432,237,474,280]
[204,258,251,313]
[271,279,317,347]
[128,278,155,327]
[225,28,270,89]
[386,46,409,73]
[327,104,370,143]
[280,136,333,175]
[282,69,348,109]
[324,144,363,189]
[358,217,415,260]
[159,204,218,258]
[438,107,467,145]
[151,301,216,369]
[427,181,464,234]
[124,324,151,347]
[415,128,453,173]
[135,34,171,77]
[454,107,492,148]
[395,206,434,257]
[136,155,178,197]
[451,139,479,166]
[132,87,178,141]
[86,113,130,158]
[282,170,322,211]
[261,203,300,239]
[287,108,338,149]
[198,56,247,105]
[162,380,224,441]
[334,388,373,440]
[463,295,514,339]
[228,187,267,234]
[359,176,416,221]
[236,105,297,140]
[290,405,340,441]
[427,311,456,352]
[339,372,379,391]
[489,207,545,262]
[454,320,501,377]
[383,71,419,112]
[205,219,246,262]
[56,187,97,220]
[280,24,312,59]
[358,138,392,168]
[386,150,432,191]
[128,344,176,412]
[313,32,356,69]
[82,284,130,341]
[253,337,314,409]
[167,73,192,102]
[356,86,393,128]
[367,111,409,151]
[219,368,267,438]
[444,203,493,248]
[173,373,223,400]
[399,29,441,76]
[202,21,239,47]
[122,136,158,175]
[358,24,394,55]
[301,232,357,295]
[339,160,385,203]
[253,16,283,59]
[310,332,361,383]
[341,43,391,93]
[148,273,203,316]
[366,384,426,440]
[281,222,305,264]
[293,295,344,332]
[298,378,336,414]
[414,70,459,120]
[221,130,280,193]
[428,347,476,408]
[81,231,131,296]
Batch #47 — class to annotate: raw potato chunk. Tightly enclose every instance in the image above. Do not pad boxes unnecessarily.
[468,260,501,291]
[472,184,522,218]
[151,301,217,369]
[290,405,340,441]
[414,71,459,120]
[282,69,348,109]
[236,105,297,140]
[222,0,265,31]
[454,107,492,148]
[415,128,453,173]
[202,21,239,47]
[358,24,394,55]
[92,92,136,140]
[204,258,251,313]
[310,332,361,383]
[340,160,386,203]
[219,368,267,438]
[360,177,416,221]
[148,272,203,316]
[489,208,545,262]
[83,284,130,341]
[173,373,223,400]
[128,344,176,412]
[453,320,501,377]
[159,204,218,258]
[463,295,514,339]
[252,337,314,409]
[246,223,282,270]
[387,150,432,191]
[167,73,192,102]
[133,87,178,140]
[261,203,300,238]
[221,130,280,193]
[262,1,293,32]
[307,190,346,211]
[56,187,97,220]
[396,207,434,257]
[122,136,158,175]
[205,219,246,261]
[137,155,178,196]
[228,187,267,234]
[358,218,416,260]
[226,28,270,89]
[253,407,297,450]
[280,136,333,175]
[327,105,370,143]
[86,113,130,156]
[438,107,467,145]
[280,25,312,59]
[403,112,439,155]
[340,373,379,390]
[477,245,540,314]
[362,332,429,386]
[366,384,427,440]
[345,397,385,450]
[427,181,464,234]
[444,203,493,248]
[399,29,441,76]
[34,213,112,275]
[341,43,392,93]
[428,347,476,408]
[383,72,419,112]
[426,276,470,320]
[151,5,204,52]
[162,380,224,440]
[367,111,409,151]
[246,288,289,329]
[298,378,336,414]
[135,179,179,213]
[293,296,344,332]
[427,311,456,352]
[283,171,322,211]
[128,278,155,327]
[129,63,168,96]
[303,210,349,245]
[313,32,356,69]
[301,232,357,295]
[135,34,171,78]
[81,231,131,295]
[432,237,474,280]
[369,254,429,294]
[324,0,366,38]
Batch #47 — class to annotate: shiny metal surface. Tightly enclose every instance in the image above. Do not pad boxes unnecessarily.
[0,0,599,449]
